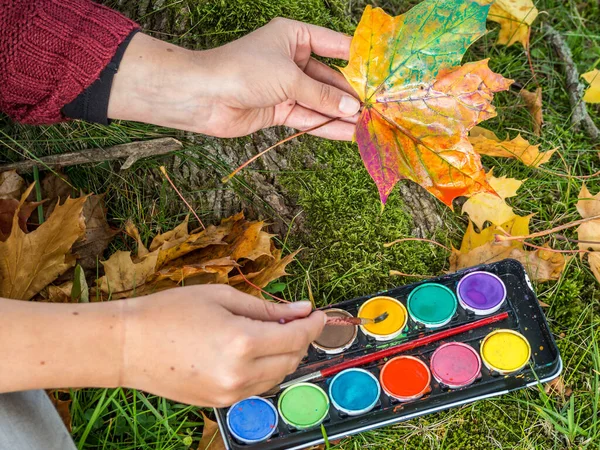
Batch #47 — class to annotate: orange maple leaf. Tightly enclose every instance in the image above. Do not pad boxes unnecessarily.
[340,2,513,206]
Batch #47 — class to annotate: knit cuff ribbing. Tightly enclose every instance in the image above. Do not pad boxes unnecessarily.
[0,0,140,125]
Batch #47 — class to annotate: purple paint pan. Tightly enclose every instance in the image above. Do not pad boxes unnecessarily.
[456,271,507,315]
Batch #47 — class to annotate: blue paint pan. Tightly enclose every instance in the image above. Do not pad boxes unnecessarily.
[226,396,278,444]
[328,368,380,416]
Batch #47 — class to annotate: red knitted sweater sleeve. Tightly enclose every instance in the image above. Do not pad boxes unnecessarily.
[0,0,139,124]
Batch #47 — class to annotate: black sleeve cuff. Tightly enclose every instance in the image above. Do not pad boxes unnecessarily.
[62,29,140,125]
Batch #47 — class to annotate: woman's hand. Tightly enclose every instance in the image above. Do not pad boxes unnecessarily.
[107,19,360,140]
[122,285,326,407]
[0,286,325,408]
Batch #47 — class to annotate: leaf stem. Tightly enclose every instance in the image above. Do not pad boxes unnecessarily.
[235,266,289,303]
[496,214,600,242]
[159,166,205,230]
[222,118,337,183]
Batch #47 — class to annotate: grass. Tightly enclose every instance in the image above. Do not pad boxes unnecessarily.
[1,0,600,448]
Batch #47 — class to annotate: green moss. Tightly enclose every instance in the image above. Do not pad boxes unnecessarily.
[280,137,448,305]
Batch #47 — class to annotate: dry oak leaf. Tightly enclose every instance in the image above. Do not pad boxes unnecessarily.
[576,184,600,219]
[487,0,538,48]
[0,187,86,300]
[153,257,237,285]
[44,282,74,303]
[198,411,226,450]
[519,87,543,136]
[469,127,555,167]
[450,214,568,282]
[462,168,524,229]
[582,69,600,103]
[0,170,25,200]
[340,2,512,206]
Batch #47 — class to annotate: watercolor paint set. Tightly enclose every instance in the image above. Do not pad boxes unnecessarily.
[214,259,562,450]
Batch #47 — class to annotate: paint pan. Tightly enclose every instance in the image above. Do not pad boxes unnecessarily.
[328,368,380,416]
[226,397,278,444]
[312,309,358,354]
[357,296,407,341]
[277,383,329,430]
[407,283,457,328]
[457,271,507,315]
[379,355,431,402]
[430,342,481,388]
[480,329,531,374]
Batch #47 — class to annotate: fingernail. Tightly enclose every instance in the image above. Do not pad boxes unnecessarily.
[288,300,312,310]
[339,95,360,115]
[323,313,328,325]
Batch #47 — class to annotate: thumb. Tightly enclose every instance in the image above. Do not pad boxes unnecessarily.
[223,292,315,322]
[292,69,360,118]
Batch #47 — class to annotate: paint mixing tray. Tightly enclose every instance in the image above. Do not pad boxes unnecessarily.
[214,259,562,450]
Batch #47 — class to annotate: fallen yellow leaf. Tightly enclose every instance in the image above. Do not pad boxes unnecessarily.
[576,184,600,219]
[488,0,538,48]
[582,69,600,103]
[451,214,568,282]
[97,250,158,294]
[469,127,555,167]
[462,169,524,229]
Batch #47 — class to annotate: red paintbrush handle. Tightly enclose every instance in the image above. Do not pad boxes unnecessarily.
[320,311,509,378]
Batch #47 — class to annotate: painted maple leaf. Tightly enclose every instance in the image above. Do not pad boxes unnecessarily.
[340,1,513,206]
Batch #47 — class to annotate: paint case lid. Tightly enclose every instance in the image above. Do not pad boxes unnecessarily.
[457,271,507,315]
[226,396,278,444]
[328,368,381,416]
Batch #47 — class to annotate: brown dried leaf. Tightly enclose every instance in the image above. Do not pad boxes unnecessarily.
[153,257,236,284]
[0,198,42,241]
[0,186,86,300]
[125,220,149,257]
[0,170,25,200]
[469,127,555,167]
[44,282,74,303]
[236,249,301,298]
[198,411,226,450]
[97,250,158,294]
[587,253,600,284]
[576,184,600,220]
[149,215,190,252]
[39,172,73,219]
[544,376,572,398]
[72,195,118,270]
[47,391,72,432]
[519,87,543,136]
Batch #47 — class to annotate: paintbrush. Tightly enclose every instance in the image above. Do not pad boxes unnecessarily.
[263,311,509,397]
[326,311,389,326]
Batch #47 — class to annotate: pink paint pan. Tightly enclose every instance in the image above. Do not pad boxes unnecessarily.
[429,342,481,389]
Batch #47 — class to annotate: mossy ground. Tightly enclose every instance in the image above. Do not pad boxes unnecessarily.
[1,0,599,449]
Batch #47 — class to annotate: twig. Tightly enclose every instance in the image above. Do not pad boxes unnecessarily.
[384,237,450,251]
[496,214,600,242]
[520,240,586,254]
[159,166,205,230]
[0,138,183,173]
[555,234,600,246]
[544,24,600,140]
[389,270,431,278]
[235,267,289,303]
[222,118,336,183]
